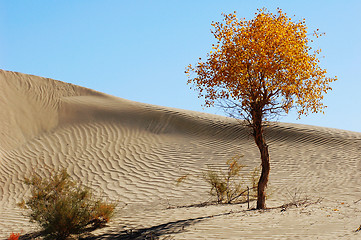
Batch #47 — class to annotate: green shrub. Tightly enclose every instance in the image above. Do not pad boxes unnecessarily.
[19,169,116,240]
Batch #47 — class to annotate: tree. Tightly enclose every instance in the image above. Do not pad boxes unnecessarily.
[186,8,337,209]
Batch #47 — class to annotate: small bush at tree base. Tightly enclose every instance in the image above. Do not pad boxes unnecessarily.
[176,155,262,206]
[18,169,116,240]
[203,155,254,204]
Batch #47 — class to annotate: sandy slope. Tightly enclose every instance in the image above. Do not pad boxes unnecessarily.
[0,69,360,239]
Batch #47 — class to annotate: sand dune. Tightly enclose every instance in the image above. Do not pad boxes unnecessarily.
[0,69,360,239]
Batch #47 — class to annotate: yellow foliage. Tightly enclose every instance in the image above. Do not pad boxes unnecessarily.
[186,8,337,119]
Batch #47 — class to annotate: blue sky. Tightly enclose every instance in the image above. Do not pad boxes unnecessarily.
[1,0,360,132]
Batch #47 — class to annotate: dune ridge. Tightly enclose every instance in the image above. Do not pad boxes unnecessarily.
[0,69,360,239]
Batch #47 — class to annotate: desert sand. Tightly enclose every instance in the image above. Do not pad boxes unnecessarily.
[0,69,360,239]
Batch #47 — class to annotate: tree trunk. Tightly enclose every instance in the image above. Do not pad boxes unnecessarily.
[252,112,270,209]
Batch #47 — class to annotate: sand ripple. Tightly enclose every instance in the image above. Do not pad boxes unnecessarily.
[0,70,360,239]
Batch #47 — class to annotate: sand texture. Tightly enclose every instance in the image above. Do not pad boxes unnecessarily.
[0,69,360,239]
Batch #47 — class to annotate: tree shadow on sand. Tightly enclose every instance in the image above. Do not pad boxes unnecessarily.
[83,211,236,240]
[17,211,234,240]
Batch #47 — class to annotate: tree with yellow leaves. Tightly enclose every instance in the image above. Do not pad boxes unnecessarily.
[186,8,337,209]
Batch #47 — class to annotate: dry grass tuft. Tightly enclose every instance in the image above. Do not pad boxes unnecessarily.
[202,155,259,204]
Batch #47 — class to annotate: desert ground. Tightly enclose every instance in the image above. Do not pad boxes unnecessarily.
[0,69,360,239]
